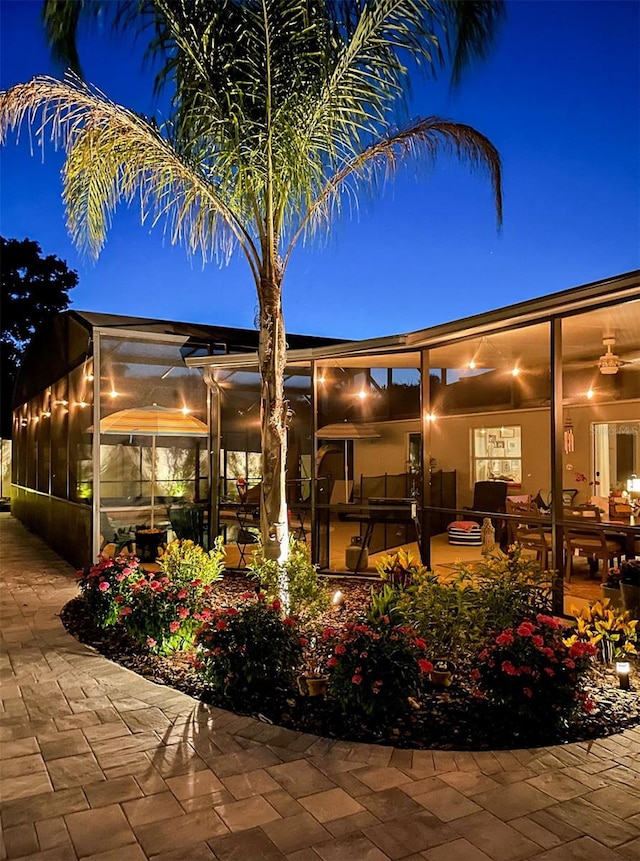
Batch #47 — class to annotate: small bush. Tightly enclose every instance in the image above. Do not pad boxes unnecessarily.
[397,545,553,660]
[195,593,303,708]
[472,614,597,737]
[77,539,225,655]
[76,554,139,628]
[159,537,225,588]
[324,619,432,729]
[249,538,329,620]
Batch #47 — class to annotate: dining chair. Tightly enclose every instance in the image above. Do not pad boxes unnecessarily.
[563,509,623,582]
[506,500,551,568]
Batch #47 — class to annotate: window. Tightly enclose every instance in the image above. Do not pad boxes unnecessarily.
[473,425,522,485]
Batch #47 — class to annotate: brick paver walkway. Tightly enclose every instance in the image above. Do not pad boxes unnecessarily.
[1,513,640,860]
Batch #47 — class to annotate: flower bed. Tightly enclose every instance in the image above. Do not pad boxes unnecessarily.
[67,544,640,750]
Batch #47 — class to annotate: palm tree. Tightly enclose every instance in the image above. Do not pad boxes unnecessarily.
[1,0,504,566]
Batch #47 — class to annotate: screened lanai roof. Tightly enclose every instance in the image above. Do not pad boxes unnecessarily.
[185,270,640,374]
[13,309,347,408]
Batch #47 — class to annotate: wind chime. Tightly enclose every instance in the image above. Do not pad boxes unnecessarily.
[563,416,575,454]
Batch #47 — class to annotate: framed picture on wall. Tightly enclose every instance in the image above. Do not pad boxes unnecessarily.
[500,427,515,438]
[506,439,520,456]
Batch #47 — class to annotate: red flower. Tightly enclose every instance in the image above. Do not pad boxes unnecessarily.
[327,657,338,667]
[335,644,346,655]
[177,589,188,600]
[412,637,427,650]
[226,607,238,615]
[583,697,596,713]
[516,621,536,637]
[523,687,533,698]
[501,661,518,676]
[351,674,363,685]
[470,668,481,682]
[119,607,132,616]
[216,619,228,630]
[114,595,124,604]
[417,658,434,674]
[271,598,282,612]
[283,617,296,627]
[169,621,180,633]
[98,581,110,592]
[177,606,189,620]
[532,635,544,648]
[322,627,336,640]
[298,637,309,646]
[536,614,559,629]
[496,631,514,646]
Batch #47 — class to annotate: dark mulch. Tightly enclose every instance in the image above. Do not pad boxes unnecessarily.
[60,570,640,751]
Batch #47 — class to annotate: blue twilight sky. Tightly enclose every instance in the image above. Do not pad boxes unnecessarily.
[1,0,638,342]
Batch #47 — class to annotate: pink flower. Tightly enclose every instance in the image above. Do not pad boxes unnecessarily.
[169,621,180,633]
[200,608,212,621]
[417,658,434,674]
[119,607,132,616]
[98,581,110,592]
[177,606,189,620]
[177,589,188,599]
[146,637,157,648]
[351,674,363,685]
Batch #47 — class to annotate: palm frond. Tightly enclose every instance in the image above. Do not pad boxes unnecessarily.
[0,74,260,279]
[284,115,502,268]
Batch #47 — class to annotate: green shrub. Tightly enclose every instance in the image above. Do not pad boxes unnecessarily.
[159,537,225,587]
[249,538,329,620]
[324,619,432,729]
[472,614,597,737]
[396,546,552,660]
[195,593,303,708]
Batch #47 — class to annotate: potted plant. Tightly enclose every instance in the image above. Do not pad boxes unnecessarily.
[620,560,640,620]
[429,658,454,687]
[297,635,329,697]
[602,568,623,609]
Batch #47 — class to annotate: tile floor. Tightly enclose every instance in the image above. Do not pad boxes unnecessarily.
[1,513,639,861]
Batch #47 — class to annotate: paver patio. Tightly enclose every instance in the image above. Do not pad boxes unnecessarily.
[1,512,639,860]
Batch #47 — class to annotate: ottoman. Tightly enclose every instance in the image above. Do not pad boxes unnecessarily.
[447,520,482,546]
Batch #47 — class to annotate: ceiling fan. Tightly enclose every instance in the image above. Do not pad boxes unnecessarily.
[597,337,640,374]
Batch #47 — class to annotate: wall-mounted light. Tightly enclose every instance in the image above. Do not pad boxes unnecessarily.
[42,410,51,418]
[318,374,326,384]
[77,401,89,409]
[181,406,191,415]
[109,390,119,399]
[468,360,476,370]
[357,390,367,401]
[511,367,520,377]
[426,412,436,423]
[586,388,594,400]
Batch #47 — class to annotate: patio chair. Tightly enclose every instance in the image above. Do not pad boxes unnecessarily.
[463,481,508,544]
[563,508,623,582]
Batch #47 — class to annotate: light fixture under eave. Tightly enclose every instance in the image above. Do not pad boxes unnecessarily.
[599,338,623,375]
[586,388,594,400]
[511,367,520,377]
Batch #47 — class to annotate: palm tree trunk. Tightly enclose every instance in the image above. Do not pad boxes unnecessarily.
[258,266,289,564]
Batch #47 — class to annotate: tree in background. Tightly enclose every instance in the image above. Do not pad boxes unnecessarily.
[1,0,504,570]
[0,236,78,437]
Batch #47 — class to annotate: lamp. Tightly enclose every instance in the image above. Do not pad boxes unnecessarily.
[616,661,630,690]
[627,475,640,494]
[332,590,345,613]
